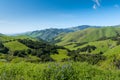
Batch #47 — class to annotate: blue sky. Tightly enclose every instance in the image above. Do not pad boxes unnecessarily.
[0,0,120,34]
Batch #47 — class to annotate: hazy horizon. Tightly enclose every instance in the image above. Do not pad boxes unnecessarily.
[0,0,120,34]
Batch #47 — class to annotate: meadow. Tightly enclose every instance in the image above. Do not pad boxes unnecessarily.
[0,62,120,80]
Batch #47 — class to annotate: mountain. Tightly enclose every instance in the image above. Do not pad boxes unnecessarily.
[55,27,120,45]
[0,33,4,36]
[20,25,100,42]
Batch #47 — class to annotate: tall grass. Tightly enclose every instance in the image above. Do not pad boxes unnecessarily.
[0,62,120,80]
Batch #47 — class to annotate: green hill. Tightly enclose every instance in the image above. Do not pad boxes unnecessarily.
[0,34,70,62]
[55,27,120,45]
[19,25,99,42]
[0,34,14,42]
[4,41,29,51]
[59,35,120,69]
[1,26,120,69]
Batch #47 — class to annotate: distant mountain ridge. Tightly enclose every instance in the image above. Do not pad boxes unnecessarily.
[19,25,100,41]
[55,27,120,45]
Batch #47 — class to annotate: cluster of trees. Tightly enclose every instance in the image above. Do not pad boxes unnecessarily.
[72,53,105,65]
[13,50,27,57]
[66,45,105,65]
[13,39,68,62]
[78,45,96,53]
[0,39,71,62]
[67,45,97,57]
[0,38,106,63]
[67,50,105,65]
[0,42,9,54]
[74,42,88,47]
[13,49,54,62]
[18,39,50,49]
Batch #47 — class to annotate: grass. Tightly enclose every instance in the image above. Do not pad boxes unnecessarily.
[104,45,120,57]
[63,39,120,69]
[56,27,120,46]
[4,41,29,51]
[0,62,120,80]
[100,45,120,69]
[51,49,69,62]
[0,35,14,42]
[64,39,116,54]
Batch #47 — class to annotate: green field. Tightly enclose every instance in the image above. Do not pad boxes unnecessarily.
[4,41,29,51]
[51,49,69,61]
[0,62,120,80]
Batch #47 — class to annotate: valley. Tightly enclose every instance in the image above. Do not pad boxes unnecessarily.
[1,26,120,79]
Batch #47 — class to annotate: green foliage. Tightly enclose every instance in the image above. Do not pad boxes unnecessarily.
[16,39,70,62]
[68,50,105,65]
[0,62,120,80]
[77,45,96,53]
[77,54,105,65]
[13,50,27,57]
[0,42,9,54]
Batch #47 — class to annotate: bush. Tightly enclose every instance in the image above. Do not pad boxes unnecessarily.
[13,50,27,57]
[0,42,9,54]
[0,62,120,80]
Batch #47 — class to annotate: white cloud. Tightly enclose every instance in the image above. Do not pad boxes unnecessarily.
[114,4,119,8]
[93,0,100,6]
[93,4,97,9]
[92,0,101,9]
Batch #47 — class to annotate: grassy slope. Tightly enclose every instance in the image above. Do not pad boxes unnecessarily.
[65,39,116,53]
[51,49,69,61]
[100,45,120,69]
[0,34,37,52]
[0,35,14,42]
[0,34,36,43]
[54,27,120,68]
[0,34,70,62]
[4,41,29,51]
[63,39,120,69]
[55,27,120,46]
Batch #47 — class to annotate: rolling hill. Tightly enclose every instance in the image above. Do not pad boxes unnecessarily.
[1,26,120,69]
[55,27,120,45]
[0,34,70,62]
[19,25,100,42]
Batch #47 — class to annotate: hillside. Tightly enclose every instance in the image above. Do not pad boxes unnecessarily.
[19,25,99,42]
[0,34,70,62]
[0,34,14,42]
[1,26,120,69]
[55,27,120,45]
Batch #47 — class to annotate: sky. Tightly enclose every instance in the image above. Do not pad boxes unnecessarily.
[0,0,120,34]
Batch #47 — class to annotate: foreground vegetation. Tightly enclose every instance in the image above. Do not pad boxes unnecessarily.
[0,62,120,80]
